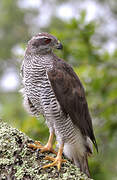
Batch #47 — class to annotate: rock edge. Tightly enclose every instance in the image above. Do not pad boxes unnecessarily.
[0,120,93,180]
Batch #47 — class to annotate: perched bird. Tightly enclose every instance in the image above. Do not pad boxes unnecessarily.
[21,32,98,177]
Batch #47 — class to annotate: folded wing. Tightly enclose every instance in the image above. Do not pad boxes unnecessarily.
[48,58,98,152]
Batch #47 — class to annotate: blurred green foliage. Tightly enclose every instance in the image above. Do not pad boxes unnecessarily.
[0,0,117,179]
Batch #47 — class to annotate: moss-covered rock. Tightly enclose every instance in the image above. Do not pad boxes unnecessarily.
[0,120,93,180]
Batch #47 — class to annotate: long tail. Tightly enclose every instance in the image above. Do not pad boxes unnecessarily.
[63,142,91,178]
[76,154,90,178]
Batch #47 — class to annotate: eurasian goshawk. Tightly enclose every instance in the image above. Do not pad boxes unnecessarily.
[21,32,98,177]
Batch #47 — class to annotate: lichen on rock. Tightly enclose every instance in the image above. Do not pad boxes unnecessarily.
[0,120,93,180]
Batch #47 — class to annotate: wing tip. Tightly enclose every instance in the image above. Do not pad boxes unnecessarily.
[93,139,98,153]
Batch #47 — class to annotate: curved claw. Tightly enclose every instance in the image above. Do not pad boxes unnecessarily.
[43,155,66,171]
[28,141,57,155]
[40,146,57,155]
[28,141,43,149]
[42,144,66,171]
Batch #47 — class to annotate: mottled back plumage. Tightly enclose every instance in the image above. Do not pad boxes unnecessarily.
[21,32,98,177]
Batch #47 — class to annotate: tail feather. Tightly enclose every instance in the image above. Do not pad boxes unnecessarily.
[80,155,90,178]
[63,142,91,178]
[73,154,90,178]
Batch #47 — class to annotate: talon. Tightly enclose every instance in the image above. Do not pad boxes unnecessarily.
[42,155,66,171]
[40,146,57,155]
[42,144,66,171]
[44,156,56,161]
[44,155,66,162]
[28,136,66,171]
[35,141,42,145]
[28,133,57,155]
[28,141,57,154]
[28,141,43,149]
[42,156,66,171]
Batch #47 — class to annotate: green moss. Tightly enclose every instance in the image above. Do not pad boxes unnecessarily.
[0,120,93,180]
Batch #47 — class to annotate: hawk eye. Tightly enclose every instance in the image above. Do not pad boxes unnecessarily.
[44,38,51,44]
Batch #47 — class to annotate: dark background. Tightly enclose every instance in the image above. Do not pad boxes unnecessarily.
[0,0,117,179]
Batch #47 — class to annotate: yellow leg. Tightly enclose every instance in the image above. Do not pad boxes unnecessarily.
[42,144,66,171]
[28,132,57,155]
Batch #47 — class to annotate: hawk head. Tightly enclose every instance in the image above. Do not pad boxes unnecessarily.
[27,32,63,54]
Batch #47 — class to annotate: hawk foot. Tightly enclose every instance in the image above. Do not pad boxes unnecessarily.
[28,141,57,155]
[42,155,66,171]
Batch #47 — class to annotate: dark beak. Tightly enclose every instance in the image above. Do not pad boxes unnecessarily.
[56,43,63,50]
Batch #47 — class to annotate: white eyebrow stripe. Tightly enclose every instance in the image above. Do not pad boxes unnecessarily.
[32,36,47,40]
